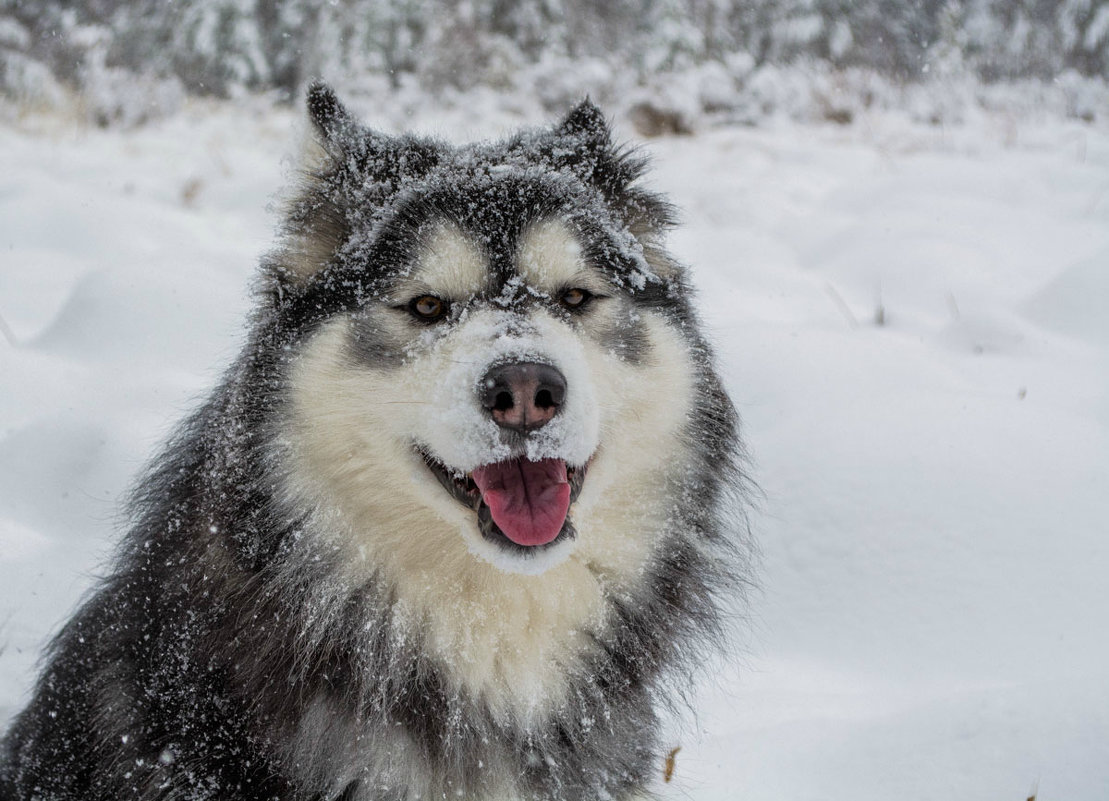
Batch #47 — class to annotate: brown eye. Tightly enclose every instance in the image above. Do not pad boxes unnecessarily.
[560,288,592,310]
[409,295,448,321]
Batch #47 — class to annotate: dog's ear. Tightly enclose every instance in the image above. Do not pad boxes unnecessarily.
[555,98,612,153]
[306,81,369,161]
[305,81,439,181]
[262,83,362,290]
[552,99,680,281]
[307,82,352,139]
[546,98,621,190]
[267,84,444,290]
[550,98,652,199]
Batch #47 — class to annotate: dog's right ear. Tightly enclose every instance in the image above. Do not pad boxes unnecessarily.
[306,81,361,154]
[271,83,443,291]
[263,82,361,290]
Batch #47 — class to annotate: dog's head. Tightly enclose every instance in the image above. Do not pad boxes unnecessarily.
[262,85,703,585]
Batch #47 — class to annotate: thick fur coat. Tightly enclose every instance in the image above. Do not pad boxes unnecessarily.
[1,85,751,801]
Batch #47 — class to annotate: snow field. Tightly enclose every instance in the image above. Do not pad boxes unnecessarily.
[653,122,1109,801]
[2,102,1108,800]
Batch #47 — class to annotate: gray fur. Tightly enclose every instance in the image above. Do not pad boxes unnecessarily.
[0,84,753,801]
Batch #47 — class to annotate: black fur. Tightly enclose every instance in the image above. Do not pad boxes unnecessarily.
[1,86,752,801]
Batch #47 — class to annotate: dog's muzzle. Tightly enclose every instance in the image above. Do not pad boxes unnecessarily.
[417,359,588,552]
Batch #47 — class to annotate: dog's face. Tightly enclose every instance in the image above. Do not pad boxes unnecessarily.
[264,87,701,704]
[348,218,606,562]
[287,213,694,573]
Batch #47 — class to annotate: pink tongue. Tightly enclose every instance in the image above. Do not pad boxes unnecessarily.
[471,458,571,546]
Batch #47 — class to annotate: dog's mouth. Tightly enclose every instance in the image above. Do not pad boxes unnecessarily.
[420,451,587,550]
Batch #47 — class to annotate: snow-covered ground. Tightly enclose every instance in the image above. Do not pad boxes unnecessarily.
[1,99,1107,800]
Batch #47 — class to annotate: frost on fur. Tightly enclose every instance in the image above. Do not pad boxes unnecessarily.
[0,84,754,801]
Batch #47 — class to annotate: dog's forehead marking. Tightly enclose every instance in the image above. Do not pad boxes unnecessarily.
[516,220,589,293]
[402,222,488,298]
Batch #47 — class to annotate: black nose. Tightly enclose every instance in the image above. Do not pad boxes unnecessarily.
[479,361,567,433]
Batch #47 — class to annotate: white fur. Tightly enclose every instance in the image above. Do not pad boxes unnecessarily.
[277,222,699,717]
[283,695,519,801]
[516,220,609,297]
[392,222,489,302]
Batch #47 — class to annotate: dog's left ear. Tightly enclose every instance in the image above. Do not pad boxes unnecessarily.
[556,98,612,153]
[548,97,629,194]
[554,98,681,281]
[551,98,650,200]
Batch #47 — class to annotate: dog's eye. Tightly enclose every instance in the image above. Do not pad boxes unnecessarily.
[559,288,593,311]
[409,295,449,322]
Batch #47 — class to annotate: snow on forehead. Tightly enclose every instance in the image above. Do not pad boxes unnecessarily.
[442,148,660,291]
[425,164,655,289]
[328,130,658,294]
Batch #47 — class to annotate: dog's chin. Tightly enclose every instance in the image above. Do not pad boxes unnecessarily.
[418,448,588,574]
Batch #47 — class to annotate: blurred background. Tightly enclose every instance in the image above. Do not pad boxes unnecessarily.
[2,0,1108,130]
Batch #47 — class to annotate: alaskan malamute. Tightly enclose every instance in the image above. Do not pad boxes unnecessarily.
[1,84,752,801]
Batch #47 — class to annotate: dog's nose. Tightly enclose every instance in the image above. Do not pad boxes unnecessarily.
[480,362,566,433]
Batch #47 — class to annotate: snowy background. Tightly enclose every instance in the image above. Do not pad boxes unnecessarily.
[3,2,1109,800]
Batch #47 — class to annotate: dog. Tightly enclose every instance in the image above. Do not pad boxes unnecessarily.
[1,83,751,801]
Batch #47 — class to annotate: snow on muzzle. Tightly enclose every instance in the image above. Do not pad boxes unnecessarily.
[414,310,601,475]
[471,361,571,546]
